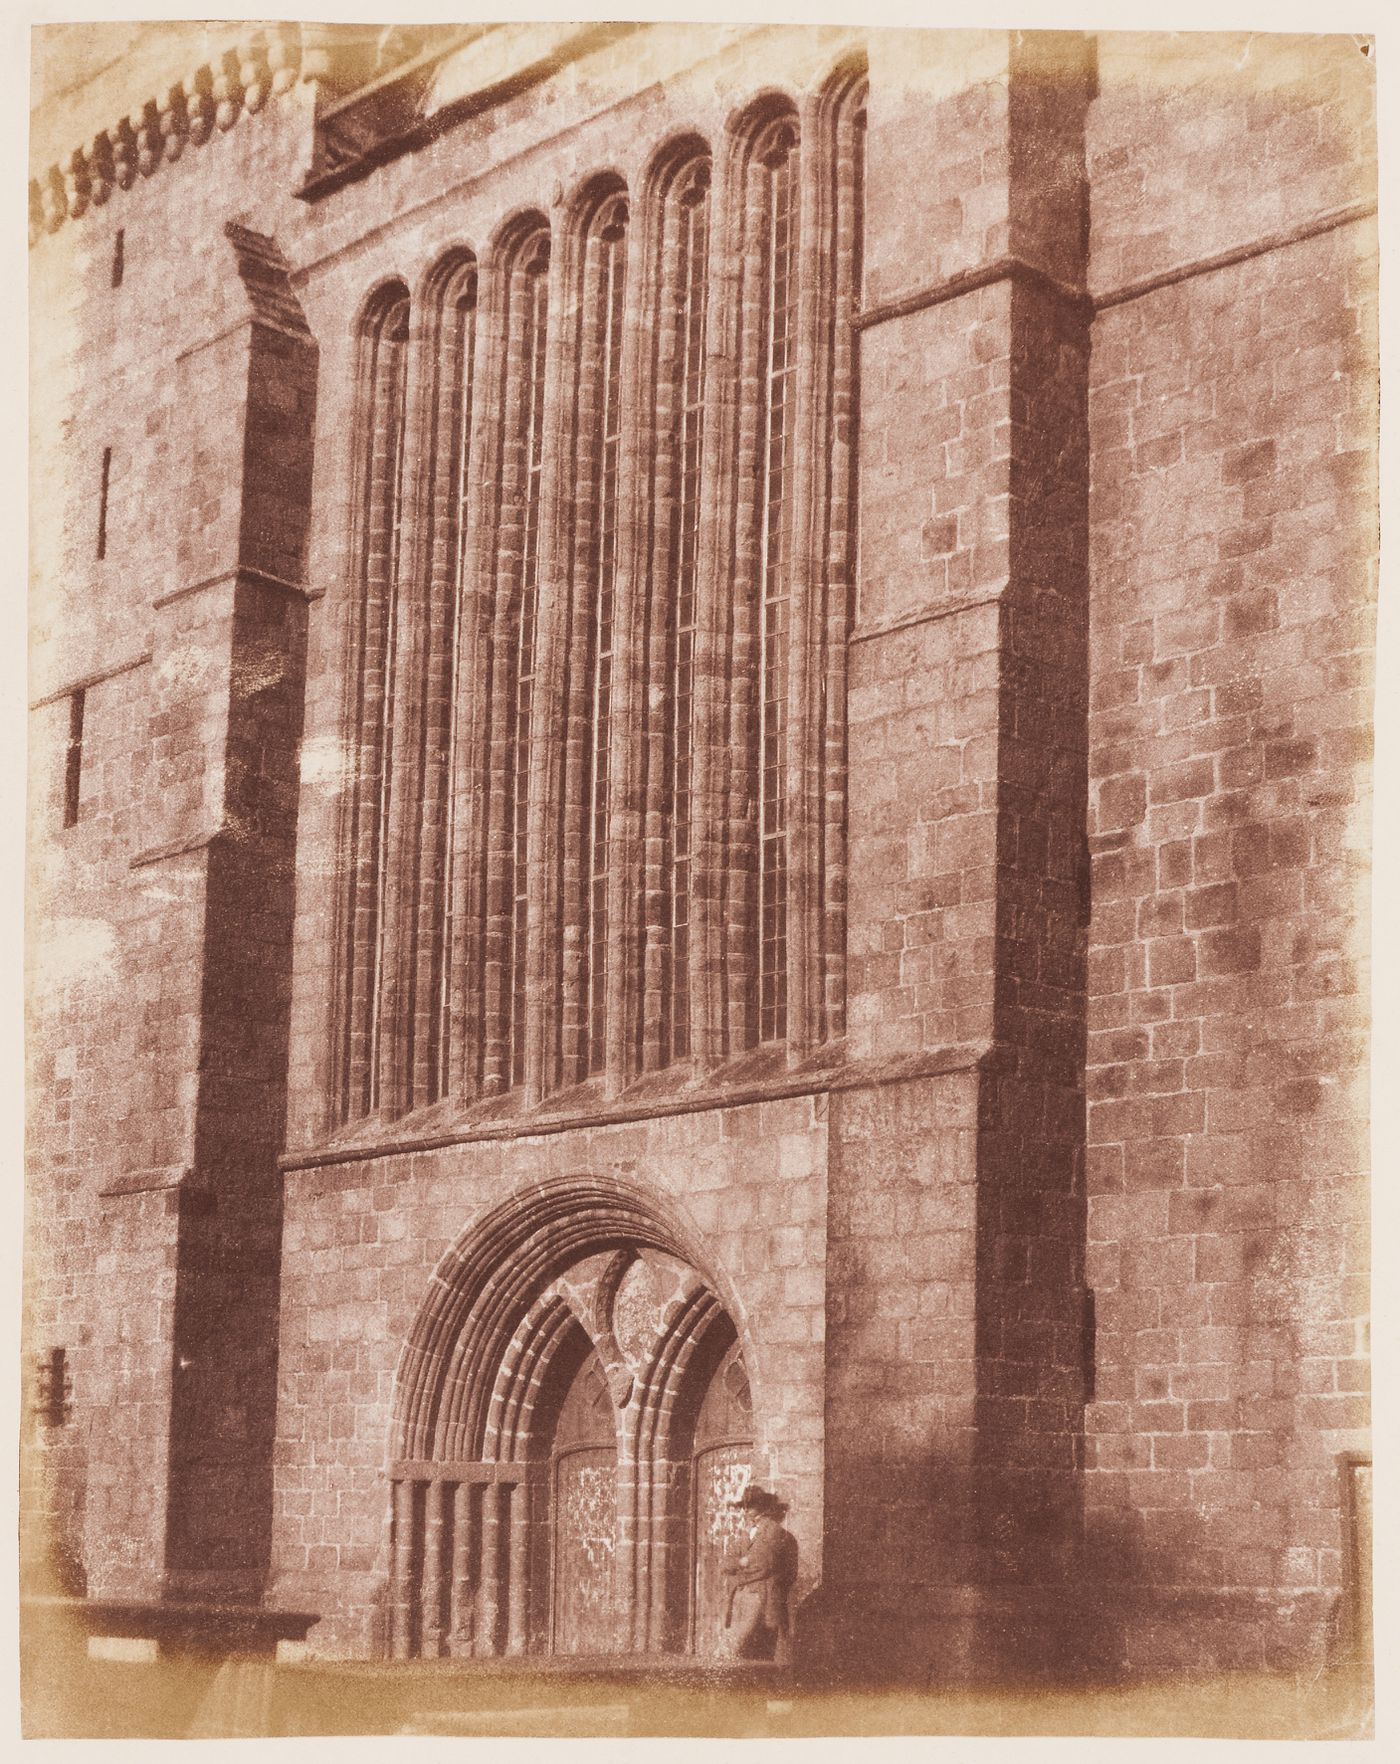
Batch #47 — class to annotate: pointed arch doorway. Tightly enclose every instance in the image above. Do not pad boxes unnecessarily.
[386,1176,755,1661]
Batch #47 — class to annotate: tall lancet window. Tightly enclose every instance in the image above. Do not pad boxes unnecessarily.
[337,281,410,1124]
[814,66,867,1046]
[413,254,477,1107]
[652,151,710,1066]
[494,226,552,1095]
[565,188,630,1081]
[751,116,799,1046]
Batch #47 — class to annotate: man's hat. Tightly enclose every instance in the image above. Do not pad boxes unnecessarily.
[734,1485,787,1518]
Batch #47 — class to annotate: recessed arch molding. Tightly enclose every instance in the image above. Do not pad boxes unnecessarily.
[384,1174,755,1659]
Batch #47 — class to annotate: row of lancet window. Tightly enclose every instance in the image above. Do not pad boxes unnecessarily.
[334,68,866,1125]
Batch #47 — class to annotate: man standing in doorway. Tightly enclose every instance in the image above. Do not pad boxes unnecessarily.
[723,1487,797,1663]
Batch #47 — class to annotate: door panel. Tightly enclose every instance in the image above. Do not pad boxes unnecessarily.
[552,1444,618,1655]
[691,1443,752,1658]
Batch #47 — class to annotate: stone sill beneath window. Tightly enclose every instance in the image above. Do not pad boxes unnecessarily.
[280,1040,993,1176]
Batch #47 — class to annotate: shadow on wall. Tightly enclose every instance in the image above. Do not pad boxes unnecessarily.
[1077,1500,1357,1684]
[798,1451,1329,1689]
[793,1442,1154,1689]
[22,1398,90,1600]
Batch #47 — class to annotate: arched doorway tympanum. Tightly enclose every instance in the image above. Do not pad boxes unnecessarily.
[384,1177,753,1659]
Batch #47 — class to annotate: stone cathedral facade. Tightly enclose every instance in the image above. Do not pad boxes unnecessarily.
[26,21,1374,1684]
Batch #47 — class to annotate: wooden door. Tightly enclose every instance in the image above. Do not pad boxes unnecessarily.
[552,1447,618,1654]
[689,1340,753,1656]
[691,1442,753,1657]
[550,1347,618,1655]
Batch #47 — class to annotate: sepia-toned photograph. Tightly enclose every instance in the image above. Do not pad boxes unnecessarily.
[22,5,1378,1741]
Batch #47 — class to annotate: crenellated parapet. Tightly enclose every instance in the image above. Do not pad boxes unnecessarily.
[29,21,636,241]
[28,23,304,246]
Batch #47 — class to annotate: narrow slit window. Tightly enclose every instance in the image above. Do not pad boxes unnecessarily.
[1082,1288,1097,1403]
[36,1346,70,1427]
[96,446,112,560]
[111,228,125,288]
[63,688,85,829]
